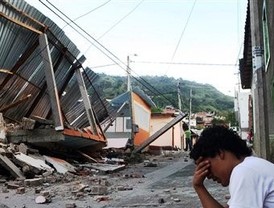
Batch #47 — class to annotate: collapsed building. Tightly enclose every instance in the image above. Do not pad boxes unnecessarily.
[0,0,122,180]
[0,0,116,152]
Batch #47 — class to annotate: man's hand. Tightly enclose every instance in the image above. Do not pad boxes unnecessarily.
[193,157,210,188]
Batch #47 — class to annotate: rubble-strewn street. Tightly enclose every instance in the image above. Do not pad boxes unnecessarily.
[0,151,229,208]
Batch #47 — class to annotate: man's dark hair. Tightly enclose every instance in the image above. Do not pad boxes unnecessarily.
[190,125,252,161]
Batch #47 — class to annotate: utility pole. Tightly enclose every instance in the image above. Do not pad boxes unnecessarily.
[177,81,183,150]
[127,55,131,92]
[189,88,192,129]
[177,81,182,111]
[249,0,269,159]
[126,54,137,148]
[127,54,137,92]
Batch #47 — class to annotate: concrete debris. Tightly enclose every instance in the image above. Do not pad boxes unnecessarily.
[90,185,108,195]
[143,160,158,167]
[6,182,20,189]
[24,178,43,187]
[65,203,77,208]
[174,198,181,202]
[0,113,6,143]
[43,155,76,174]
[2,186,9,193]
[95,196,111,202]
[0,154,25,179]
[80,163,126,174]
[21,117,35,130]
[35,195,47,204]
[17,143,28,155]
[16,187,25,194]
[13,153,54,174]
[116,185,133,191]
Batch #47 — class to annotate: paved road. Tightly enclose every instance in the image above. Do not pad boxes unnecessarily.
[108,152,229,208]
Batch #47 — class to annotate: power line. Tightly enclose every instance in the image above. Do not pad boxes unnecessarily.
[73,0,112,23]
[91,63,117,68]
[61,0,112,30]
[39,0,183,107]
[83,0,144,56]
[162,0,197,101]
[170,0,197,63]
[40,0,127,72]
[132,76,176,106]
[134,61,238,67]
[97,0,144,40]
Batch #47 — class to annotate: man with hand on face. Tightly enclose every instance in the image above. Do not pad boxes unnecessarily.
[189,125,274,208]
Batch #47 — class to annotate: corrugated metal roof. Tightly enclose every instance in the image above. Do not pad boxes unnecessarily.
[240,1,252,89]
[111,89,156,109]
[0,0,115,132]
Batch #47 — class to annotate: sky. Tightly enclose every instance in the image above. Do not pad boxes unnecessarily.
[25,0,248,96]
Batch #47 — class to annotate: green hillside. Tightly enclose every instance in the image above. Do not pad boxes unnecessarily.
[95,74,234,113]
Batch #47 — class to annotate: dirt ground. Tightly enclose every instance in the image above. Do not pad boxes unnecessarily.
[0,151,229,208]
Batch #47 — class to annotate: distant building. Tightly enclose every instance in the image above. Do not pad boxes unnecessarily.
[234,90,251,139]
[150,107,182,149]
[103,89,156,148]
[195,112,214,128]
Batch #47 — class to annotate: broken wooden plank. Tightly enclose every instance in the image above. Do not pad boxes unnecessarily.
[30,115,54,125]
[78,151,98,163]
[0,94,32,113]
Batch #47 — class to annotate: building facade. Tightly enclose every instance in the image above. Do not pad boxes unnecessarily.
[240,0,274,161]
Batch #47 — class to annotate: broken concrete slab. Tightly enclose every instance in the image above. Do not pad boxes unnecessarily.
[0,154,25,179]
[24,178,43,187]
[13,153,54,174]
[18,143,28,155]
[0,113,7,143]
[90,185,108,195]
[21,117,35,130]
[80,163,125,174]
[43,155,76,174]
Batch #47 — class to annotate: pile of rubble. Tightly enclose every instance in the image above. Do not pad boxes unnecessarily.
[0,140,133,205]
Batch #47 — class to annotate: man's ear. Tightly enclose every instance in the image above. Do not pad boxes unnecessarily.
[218,150,225,160]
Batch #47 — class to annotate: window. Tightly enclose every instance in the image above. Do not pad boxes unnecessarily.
[125,118,131,132]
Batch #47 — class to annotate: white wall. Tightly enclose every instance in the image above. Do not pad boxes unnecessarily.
[236,90,251,140]
[238,91,250,129]
[150,117,182,148]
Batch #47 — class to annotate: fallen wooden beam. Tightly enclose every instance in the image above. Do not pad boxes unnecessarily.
[0,94,32,112]
[78,151,98,163]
